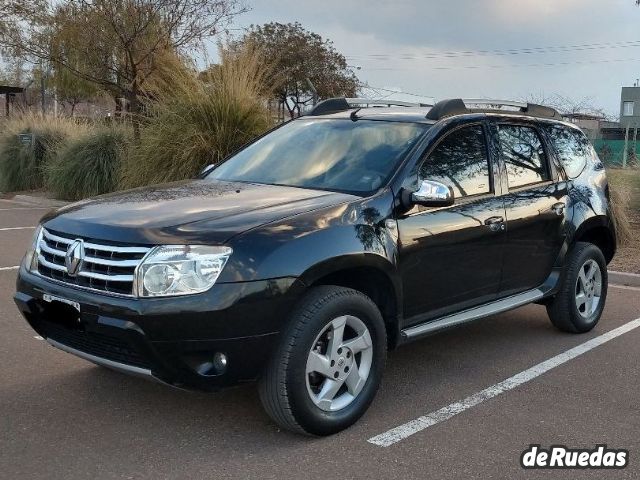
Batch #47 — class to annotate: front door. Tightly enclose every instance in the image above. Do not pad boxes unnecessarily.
[397,123,506,326]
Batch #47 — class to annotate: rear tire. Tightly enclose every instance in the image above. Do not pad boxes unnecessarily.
[546,242,607,333]
[259,286,386,436]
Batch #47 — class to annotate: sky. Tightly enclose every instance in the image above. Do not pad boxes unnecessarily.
[211,0,640,118]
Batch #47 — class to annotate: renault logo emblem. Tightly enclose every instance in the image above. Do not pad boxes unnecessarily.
[65,240,85,277]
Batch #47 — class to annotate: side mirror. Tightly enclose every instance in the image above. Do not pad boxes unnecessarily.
[410,179,455,207]
[199,164,215,178]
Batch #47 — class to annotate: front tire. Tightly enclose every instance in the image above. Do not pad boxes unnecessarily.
[547,242,608,333]
[259,286,386,436]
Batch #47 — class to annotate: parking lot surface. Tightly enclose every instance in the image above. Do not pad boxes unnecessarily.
[1,197,639,479]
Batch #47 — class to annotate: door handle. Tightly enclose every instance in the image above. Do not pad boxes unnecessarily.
[484,216,505,232]
[552,202,566,216]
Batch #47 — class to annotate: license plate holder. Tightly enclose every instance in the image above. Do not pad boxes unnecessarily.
[42,293,81,313]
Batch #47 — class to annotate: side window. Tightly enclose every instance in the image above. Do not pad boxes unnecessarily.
[544,125,590,179]
[420,125,491,198]
[498,125,550,188]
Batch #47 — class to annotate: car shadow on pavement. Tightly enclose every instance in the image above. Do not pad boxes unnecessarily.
[3,303,610,462]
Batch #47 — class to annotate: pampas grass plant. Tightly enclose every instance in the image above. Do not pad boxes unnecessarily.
[46,126,130,200]
[0,114,89,192]
[121,46,277,188]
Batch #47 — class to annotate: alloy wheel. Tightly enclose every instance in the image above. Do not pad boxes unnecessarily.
[575,259,602,319]
[305,315,373,412]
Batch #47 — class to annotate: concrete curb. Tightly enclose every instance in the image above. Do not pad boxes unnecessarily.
[9,195,69,208]
[609,271,640,287]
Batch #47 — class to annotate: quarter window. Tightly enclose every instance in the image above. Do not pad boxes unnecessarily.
[498,125,549,188]
[419,125,491,198]
[544,126,591,178]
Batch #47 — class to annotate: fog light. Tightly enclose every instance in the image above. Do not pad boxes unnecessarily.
[213,352,228,372]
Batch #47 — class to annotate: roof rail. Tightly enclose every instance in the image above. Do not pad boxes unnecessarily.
[426,98,561,121]
[308,97,433,116]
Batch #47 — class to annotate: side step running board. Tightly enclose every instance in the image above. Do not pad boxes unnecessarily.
[400,288,545,343]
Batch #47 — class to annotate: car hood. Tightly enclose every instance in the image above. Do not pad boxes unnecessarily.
[42,180,357,245]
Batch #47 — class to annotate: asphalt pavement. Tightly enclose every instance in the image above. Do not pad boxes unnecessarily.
[1,197,639,480]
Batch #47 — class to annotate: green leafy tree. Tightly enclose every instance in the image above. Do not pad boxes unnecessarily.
[235,22,359,119]
[51,64,100,116]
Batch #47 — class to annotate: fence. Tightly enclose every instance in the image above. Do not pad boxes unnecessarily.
[592,139,640,168]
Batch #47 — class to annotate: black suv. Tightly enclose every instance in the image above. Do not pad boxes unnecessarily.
[15,97,615,436]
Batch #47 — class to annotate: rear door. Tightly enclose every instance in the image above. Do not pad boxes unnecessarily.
[493,121,569,296]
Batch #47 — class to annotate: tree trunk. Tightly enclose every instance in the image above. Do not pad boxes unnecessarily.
[282,93,296,120]
[128,81,142,141]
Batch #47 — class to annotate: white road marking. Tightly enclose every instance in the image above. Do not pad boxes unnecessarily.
[610,284,640,292]
[0,207,49,211]
[0,199,41,207]
[0,265,20,271]
[0,226,36,231]
[368,317,640,447]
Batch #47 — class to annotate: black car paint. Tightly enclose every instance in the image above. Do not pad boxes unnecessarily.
[15,110,615,391]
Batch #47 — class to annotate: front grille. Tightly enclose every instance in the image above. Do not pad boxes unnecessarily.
[36,228,151,296]
[40,321,151,370]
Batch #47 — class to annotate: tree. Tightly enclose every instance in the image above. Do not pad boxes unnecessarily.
[234,22,359,119]
[520,92,610,119]
[1,0,246,136]
[51,64,100,116]
[0,53,30,85]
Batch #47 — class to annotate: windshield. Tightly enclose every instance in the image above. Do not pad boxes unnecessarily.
[208,119,428,194]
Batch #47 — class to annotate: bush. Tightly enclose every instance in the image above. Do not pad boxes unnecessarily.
[0,115,88,192]
[46,126,129,201]
[121,46,276,188]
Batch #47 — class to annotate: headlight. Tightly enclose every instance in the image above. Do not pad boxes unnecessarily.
[23,225,43,273]
[135,245,232,297]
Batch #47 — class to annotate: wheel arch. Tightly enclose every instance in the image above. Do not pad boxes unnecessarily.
[572,216,616,264]
[298,255,402,349]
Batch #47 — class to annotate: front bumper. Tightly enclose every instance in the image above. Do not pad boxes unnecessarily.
[15,268,301,391]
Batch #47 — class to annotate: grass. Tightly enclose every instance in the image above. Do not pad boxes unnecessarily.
[45,126,130,201]
[0,114,89,192]
[607,167,640,273]
[121,46,276,188]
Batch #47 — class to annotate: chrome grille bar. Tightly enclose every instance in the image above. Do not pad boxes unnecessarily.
[37,255,134,282]
[40,236,142,267]
[43,229,151,254]
[36,228,152,296]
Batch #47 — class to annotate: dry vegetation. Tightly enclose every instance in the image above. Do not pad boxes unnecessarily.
[607,168,640,273]
[120,46,276,187]
[0,46,276,199]
[0,114,90,191]
[45,125,130,200]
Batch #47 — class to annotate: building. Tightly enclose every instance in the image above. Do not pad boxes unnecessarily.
[0,85,24,117]
[620,86,640,129]
[562,112,609,140]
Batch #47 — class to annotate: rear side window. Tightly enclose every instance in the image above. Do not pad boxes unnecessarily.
[544,125,590,179]
[498,125,550,188]
[420,125,491,198]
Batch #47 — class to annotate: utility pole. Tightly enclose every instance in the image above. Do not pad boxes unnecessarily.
[634,125,639,165]
[623,125,630,169]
